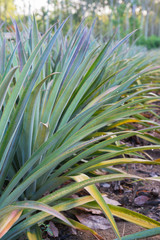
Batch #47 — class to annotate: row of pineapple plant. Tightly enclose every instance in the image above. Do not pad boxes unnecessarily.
[0,17,160,239]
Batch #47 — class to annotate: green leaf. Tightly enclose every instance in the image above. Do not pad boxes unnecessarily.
[0,201,73,226]
[0,24,55,142]
[82,203,160,229]
[0,67,18,110]
[114,227,160,240]
[0,20,67,189]
[83,158,160,173]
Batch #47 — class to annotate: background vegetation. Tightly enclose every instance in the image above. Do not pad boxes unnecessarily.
[1,0,160,48]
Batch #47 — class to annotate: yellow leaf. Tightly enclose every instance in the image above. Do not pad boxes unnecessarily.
[72,174,121,240]
[0,210,22,238]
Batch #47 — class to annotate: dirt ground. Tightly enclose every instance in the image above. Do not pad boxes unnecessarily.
[54,222,160,240]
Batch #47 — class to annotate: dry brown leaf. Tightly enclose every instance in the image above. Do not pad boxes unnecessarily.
[75,213,111,230]
[103,196,121,206]
[134,196,149,206]
[47,221,59,237]
[78,207,102,215]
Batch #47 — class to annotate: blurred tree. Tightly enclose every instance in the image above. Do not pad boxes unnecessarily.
[0,0,16,23]
[36,7,48,33]
[35,0,160,41]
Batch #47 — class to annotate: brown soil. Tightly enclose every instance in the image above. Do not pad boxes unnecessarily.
[60,222,160,240]
[45,221,160,240]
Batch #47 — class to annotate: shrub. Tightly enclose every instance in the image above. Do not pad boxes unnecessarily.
[136,35,160,50]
